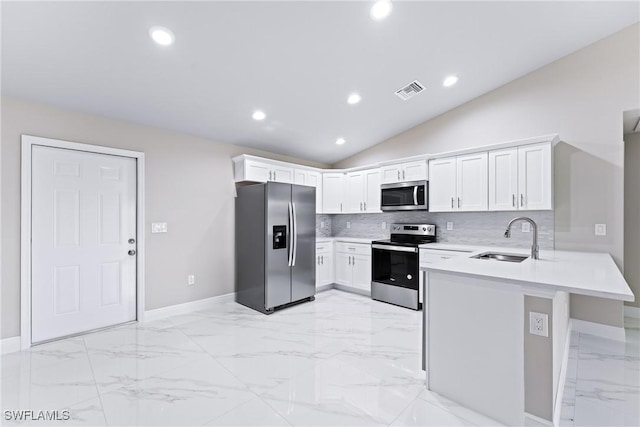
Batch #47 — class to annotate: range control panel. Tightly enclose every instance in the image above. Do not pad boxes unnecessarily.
[390,223,436,236]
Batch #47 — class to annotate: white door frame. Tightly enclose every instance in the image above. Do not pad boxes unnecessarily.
[21,135,146,349]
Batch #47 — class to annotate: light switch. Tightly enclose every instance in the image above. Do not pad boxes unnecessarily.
[346,221,351,229]
[151,222,168,233]
[522,223,531,233]
[595,224,606,236]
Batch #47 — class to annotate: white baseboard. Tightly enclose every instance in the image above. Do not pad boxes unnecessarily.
[624,305,640,319]
[316,284,334,293]
[333,284,371,297]
[144,292,236,322]
[553,320,573,427]
[571,318,625,341]
[1,336,21,355]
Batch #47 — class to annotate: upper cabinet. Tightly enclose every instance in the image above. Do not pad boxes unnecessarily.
[488,143,552,211]
[345,168,381,213]
[294,169,323,213]
[233,156,293,184]
[429,154,488,212]
[322,172,345,213]
[380,160,427,184]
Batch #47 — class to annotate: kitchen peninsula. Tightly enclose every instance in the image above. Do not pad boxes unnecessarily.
[420,245,634,426]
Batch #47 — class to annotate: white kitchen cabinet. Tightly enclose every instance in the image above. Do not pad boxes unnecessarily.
[429,154,488,212]
[322,172,345,213]
[428,157,457,212]
[488,143,552,211]
[456,153,488,211]
[345,168,381,213]
[233,156,294,184]
[380,160,427,184]
[518,143,552,210]
[295,169,323,213]
[315,242,334,289]
[334,243,371,292]
[488,148,519,211]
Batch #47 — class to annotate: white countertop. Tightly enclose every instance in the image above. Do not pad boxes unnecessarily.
[316,236,381,244]
[420,244,634,302]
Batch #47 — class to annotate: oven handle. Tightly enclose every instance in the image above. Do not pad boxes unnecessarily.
[372,244,418,253]
[413,186,418,205]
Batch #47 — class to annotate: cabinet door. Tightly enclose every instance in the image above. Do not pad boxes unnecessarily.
[488,149,518,211]
[294,169,307,185]
[364,169,381,213]
[318,253,334,286]
[351,254,372,291]
[428,157,457,212]
[271,165,294,184]
[244,160,271,182]
[518,143,552,210]
[307,171,323,213]
[315,255,323,289]
[380,165,402,184]
[322,173,344,213]
[456,153,488,211]
[345,172,365,213]
[402,160,428,182]
[335,253,352,286]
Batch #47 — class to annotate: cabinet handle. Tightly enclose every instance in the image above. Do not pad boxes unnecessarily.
[451,197,454,209]
[269,171,272,181]
[520,194,524,207]
[457,197,461,208]
[348,256,351,265]
[321,255,324,265]
[352,256,355,266]
[273,170,276,181]
[360,202,363,211]
[403,170,406,180]
[317,256,320,265]
[340,202,343,212]
[512,194,516,208]
[364,202,367,211]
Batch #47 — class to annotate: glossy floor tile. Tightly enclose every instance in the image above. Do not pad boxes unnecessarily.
[2,290,638,426]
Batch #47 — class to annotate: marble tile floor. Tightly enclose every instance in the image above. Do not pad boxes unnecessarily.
[0,290,637,427]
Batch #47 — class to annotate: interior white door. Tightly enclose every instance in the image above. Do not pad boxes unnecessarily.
[31,145,137,343]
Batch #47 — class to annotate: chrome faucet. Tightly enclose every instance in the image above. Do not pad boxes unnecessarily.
[504,217,539,260]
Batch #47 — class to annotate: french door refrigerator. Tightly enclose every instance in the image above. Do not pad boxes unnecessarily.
[235,182,316,314]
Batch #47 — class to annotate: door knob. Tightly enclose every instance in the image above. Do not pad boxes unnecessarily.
[128,250,136,256]
[128,238,136,244]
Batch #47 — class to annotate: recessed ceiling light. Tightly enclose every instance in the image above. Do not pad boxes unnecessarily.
[442,75,459,87]
[347,93,362,105]
[370,1,392,21]
[252,110,266,121]
[149,26,175,46]
[336,138,346,145]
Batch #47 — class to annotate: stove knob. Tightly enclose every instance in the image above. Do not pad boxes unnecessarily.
[422,226,427,231]
[427,226,432,232]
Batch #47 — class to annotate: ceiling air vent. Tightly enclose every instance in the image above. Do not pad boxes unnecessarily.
[395,80,425,101]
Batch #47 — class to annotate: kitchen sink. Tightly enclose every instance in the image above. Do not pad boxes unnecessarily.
[471,252,529,263]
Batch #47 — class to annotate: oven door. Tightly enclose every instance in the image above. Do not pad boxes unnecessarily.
[371,244,419,290]
[380,180,428,211]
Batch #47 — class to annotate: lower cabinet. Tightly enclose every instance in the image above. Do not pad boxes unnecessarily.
[334,243,371,292]
[315,242,334,289]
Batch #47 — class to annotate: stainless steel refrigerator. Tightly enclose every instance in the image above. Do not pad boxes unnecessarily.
[235,182,316,314]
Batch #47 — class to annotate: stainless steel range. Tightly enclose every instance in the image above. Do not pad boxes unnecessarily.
[371,223,436,310]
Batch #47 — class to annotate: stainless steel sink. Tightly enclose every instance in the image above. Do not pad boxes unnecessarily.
[471,252,529,263]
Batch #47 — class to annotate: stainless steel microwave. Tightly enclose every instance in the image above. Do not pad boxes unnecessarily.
[380,180,428,211]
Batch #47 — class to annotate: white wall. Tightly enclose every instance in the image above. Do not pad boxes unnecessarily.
[335,24,639,325]
[0,97,327,339]
[625,131,640,309]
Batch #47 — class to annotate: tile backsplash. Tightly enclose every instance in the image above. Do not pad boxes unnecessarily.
[317,211,554,250]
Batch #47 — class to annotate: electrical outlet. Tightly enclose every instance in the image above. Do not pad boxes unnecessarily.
[346,221,351,229]
[320,220,325,229]
[595,224,606,236]
[381,222,387,229]
[446,222,453,231]
[187,275,195,286]
[529,312,548,337]
[151,222,168,233]
[522,223,531,233]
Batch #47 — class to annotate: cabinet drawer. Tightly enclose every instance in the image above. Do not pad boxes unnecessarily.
[335,242,371,256]
[420,249,470,266]
[315,243,333,254]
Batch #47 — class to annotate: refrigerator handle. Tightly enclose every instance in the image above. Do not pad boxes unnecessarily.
[287,202,294,267]
[292,202,298,267]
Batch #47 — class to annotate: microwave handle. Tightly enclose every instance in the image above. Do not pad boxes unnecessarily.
[413,186,418,205]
